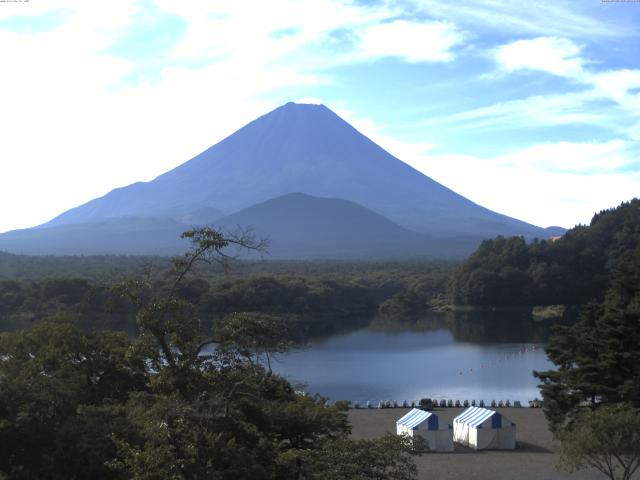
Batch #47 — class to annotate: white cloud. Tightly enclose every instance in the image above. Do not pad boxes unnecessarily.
[434,37,640,140]
[492,37,640,113]
[588,68,640,107]
[494,37,584,78]
[408,0,628,39]
[417,90,608,133]
[406,143,639,228]
[0,0,137,23]
[151,2,466,71]
[357,20,465,63]
[496,139,633,173]
[153,0,393,66]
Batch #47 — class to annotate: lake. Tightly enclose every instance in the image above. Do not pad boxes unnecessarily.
[272,312,557,405]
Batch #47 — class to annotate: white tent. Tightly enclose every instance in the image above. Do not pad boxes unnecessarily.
[396,408,454,452]
[453,406,516,450]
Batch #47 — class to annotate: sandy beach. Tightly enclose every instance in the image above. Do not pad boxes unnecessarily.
[349,407,603,480]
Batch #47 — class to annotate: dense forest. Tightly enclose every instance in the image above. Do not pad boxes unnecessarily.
[0,251,449,282]
[0,253,454,335]
[449,199,640,307]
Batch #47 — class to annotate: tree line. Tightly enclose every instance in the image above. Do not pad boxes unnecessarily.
[449,199,640,307]
[0,263,454,335]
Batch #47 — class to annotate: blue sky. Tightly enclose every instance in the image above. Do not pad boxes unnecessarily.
[1,0,639,232]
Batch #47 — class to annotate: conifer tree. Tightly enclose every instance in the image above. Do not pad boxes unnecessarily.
[535,246,640,431]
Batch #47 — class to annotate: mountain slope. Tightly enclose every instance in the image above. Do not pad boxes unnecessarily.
[43,102,553,239]
[215,193,477,259]
[0,217,191,255]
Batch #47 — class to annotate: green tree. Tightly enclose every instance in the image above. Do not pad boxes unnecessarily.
[306,434,418,480]
[535,246,640,431]
[557,404,640,480]
[0,315,148,479]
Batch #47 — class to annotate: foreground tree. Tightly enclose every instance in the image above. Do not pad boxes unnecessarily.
[557,404,640,480]
[535,247,640,479]
[535,246,640,431]
[1,227,420,479]
[0,316,148,479]
[306,434,418,480]
[106,228,356,478]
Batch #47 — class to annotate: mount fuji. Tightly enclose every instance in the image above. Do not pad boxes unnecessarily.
[0,102,561,258]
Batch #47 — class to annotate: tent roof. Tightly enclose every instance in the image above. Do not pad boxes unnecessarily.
[397,408,433,429]
[454,407,499,428]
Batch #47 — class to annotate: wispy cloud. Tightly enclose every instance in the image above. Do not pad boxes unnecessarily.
[151,1,468,70]
[426,36,640,145]
[406,142,640,228]
[417,91,609,132]
[589,69,640,108]
[496,139,635,174]
[357,19,465,62]
[408,0,633,38]
[492,37,640,106]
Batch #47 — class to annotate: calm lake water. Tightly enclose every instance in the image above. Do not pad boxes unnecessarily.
[272,313,556,404]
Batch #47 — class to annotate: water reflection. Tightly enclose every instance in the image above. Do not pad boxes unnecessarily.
[273,311,558,404]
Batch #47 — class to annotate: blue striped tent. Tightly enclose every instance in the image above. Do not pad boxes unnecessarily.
[396,408,453,452]
[397,409,439,430]
[453,406,516,450]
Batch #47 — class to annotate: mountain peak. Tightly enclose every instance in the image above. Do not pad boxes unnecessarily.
[282,100,327,108]
[33,101,555,252]
[263,101,337,126]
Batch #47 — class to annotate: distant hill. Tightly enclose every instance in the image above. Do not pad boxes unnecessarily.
[216,193,478,259]
[1,102,563,257]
